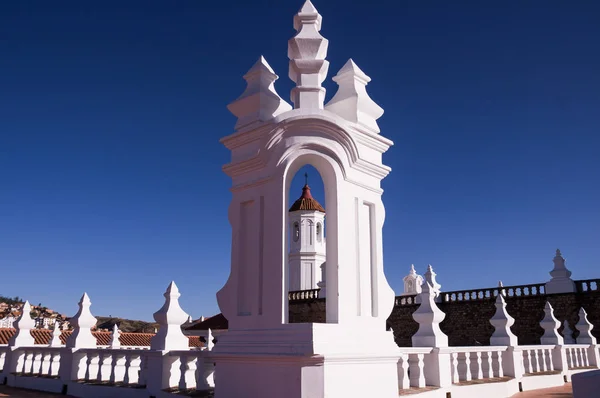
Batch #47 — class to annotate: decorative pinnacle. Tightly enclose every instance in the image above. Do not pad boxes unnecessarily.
[228,56,292,130]
[325,59,384,132]
[540,301,563,345]
[288,0,329,109]
[49,321,62,347]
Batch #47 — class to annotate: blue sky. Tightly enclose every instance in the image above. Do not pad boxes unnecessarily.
[1,1,598,321]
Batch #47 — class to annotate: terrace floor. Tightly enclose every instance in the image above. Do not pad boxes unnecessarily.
[0,386,74,397]
[511,383,573,397]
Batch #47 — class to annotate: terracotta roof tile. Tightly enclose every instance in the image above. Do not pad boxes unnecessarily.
[0,328,203,348]
[289,185,325,213]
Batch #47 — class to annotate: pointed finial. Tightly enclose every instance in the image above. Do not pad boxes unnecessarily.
[110,324,121,348]
[490,294,518,346]
[562,320,575,344]
[325,59,384,133]
[576,307,597,344]
[288,0,329,109]
[304,172,308,186]
[65,292,98,349]
[410,264,416,274]
[227,56,292,131]
[546,248,575,294]
[498,281,506,296]
[8,300,35,347]
[540,301,563,345]
[151,281,191,351]
[412,282,448,347]
[49,321,62,347]
[424,265,441,298]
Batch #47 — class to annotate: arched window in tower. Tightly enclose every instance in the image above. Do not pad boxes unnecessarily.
[316,222,322,242]
[308,220,314,245]
[293,222,300,242]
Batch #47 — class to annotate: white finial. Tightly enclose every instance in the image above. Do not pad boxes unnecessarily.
[490,294,518,346]
[288,0,329,109]
[424,265,441,298]
[150,281,191,351]
[562,320,575,344]
[575,308,597,344]
[207,328,215,351]
[227,56,292,131]
[9,301,35,347]
[546,248,576,294]
[110,324,121,348]
[540,302,563,345]
[66,293,98,349]
[325,59,384,133]
[412,282,448,347]
[49,321,62,347]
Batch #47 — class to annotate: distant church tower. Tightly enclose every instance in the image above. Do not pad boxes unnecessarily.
[288,174,326,291]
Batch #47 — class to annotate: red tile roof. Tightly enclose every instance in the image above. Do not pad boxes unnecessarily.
[289,185,325,213]
[0,328,202,348]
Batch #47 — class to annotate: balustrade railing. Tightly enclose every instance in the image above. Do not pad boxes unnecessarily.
[519,345,557,374]
[564,344,592,369]
[575,279,600,293]
[288,289,320,301]
[448,346,507,383]
[73,348,148,385]
[395,295,418,306]
[167,350,214,392]
[13,347,62,378]
[397,347,433,390]
[441,283,546,303]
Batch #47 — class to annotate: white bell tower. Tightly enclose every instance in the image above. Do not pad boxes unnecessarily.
[289,174,326,291]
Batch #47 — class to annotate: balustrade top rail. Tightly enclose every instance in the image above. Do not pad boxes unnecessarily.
[288,289,320,301]
[290,278,599,306]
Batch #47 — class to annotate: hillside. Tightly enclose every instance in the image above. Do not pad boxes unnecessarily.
[95,317,159,333]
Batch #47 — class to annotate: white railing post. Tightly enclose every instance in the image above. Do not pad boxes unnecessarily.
[3,301,36,384]
[489,293,523,378]
[575,307,599,368]
[412,279,451,388]
[60,292,98,384]
[539,301,569,376]
[146,281,191,395]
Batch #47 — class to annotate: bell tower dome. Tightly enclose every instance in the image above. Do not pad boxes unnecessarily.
[288,173,326,291]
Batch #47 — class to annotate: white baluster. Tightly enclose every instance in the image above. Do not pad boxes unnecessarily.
[99,352,113,381]
[24,351,34,373]
[127,354,142,385]
[547,349,554,371]
[485,351,493,378]
[540,349,548,372]
[399,354,410,389]
[451,352,459,383]
[417,354,426,388]
[524,350,532,373]
[474,352,483,379]
[464,353,472,381]
[180,355,197,390]
[496,351,504,378]
[573,348,581,368]
[532,349,540,372]
[32,352,43,375]
[41,352,52,375]
[87,352,100,381]
[111,353,127,383]
[50,352,61,376]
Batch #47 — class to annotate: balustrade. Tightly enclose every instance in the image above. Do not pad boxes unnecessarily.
[397,347,432,390]
[10,347,62,378]
[395,295,418,306]
[520,345,556,374]
[75,348,148,386]
[564,344,591,369]
[288,289,321,301]
[441,283,545,303]
[448,347,506,383]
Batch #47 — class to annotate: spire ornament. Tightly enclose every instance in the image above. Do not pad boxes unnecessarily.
[150,281,191,351]
[49,322,62,347]
[575,307,597,345]
[540,302,563,345]
[227,56,292,131]
[65,293,98,349]
[325,59,384,133]
[288,0,329,109]
[8,301,35,347]
[490,294,518,346]
[545,248,575,294]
